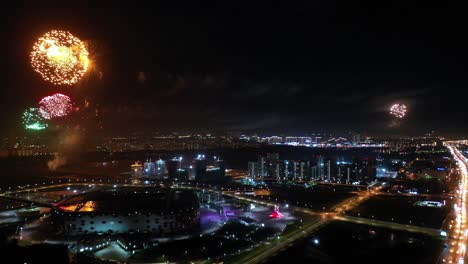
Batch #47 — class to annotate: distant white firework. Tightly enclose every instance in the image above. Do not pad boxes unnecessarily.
[389,103,407,119]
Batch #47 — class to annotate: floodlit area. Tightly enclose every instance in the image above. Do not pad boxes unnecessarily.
[94,242,131,262]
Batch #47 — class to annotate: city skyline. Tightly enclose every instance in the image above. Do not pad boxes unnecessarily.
[2,3,468,263]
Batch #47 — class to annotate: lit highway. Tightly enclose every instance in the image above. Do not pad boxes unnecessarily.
[334,215,441,237]
[239,219,326,264]
[331,189,375,213]
[444,145,467,264]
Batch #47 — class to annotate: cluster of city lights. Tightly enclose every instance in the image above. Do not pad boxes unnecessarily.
[389,103,407,119]
[22,107,48,130]
[38,93,72,119]
[31,30,89,85]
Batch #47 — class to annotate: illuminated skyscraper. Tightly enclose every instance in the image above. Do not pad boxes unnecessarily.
[144,160,156,176]
[248,162,257,178]
[317,156,325,180]
[367,157,377,181]
[273,163,281,180]
[155,158,166,178]
[337,160,352,183]
[299,160,310,180]
[197,159,225,182]
[258,156,266,178]
[131,161,143,178]
[311,165,318,180]
[283,160,289,180]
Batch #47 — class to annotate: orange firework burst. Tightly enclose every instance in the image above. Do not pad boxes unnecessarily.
[31,30,89,85]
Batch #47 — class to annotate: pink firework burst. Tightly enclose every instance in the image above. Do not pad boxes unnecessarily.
[38,93,72,119]
[389,103,407,119]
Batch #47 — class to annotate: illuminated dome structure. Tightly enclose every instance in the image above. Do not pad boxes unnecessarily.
[51,188,199,235]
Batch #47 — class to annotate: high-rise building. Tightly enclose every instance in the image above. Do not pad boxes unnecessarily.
[326,160,331,182]
[310,165,318,180]
[248,162,258,178]
[256,153,279,179]
[337,160,353,183]
[143,160,156,176]
[283,160,289,180]
[273,163,281,180]
[258,156,266,178]
[131,161,143,178]
[197,159,225,183]
[155,159,166,178]
[346,167,351,184]
[352,158,363,183]
[193,156,208,182]
[247,153,314,182]
[167,158,181,180]
[367,157,377,181]
[299,160,310,180]
[292,161,298,180]
[317,156,325,180]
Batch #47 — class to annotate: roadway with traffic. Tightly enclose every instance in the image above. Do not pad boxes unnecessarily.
[443,145,467,264]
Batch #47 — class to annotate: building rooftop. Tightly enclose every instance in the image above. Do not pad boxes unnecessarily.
[54,188,198,214]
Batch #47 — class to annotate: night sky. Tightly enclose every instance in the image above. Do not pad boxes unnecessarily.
[4,2,468,136]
